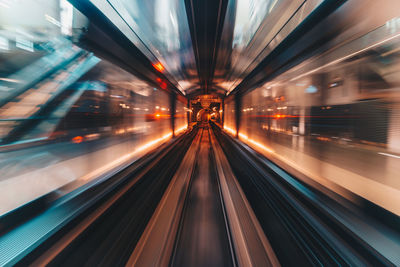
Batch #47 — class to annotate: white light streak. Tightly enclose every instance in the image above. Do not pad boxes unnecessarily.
[290,32,400,82]
[378,152,400,159]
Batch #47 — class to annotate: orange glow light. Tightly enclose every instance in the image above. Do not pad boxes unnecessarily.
[153,62,165,72]
[72,136,83,143]
[224,126,236,136]
[274,114,286,119]
[174,125,188,135]
[136,132,173,153]
[239,133,274,154]
[155,113,161,118]
[81,132,173,181]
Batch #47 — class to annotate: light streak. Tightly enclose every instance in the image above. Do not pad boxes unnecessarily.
[378,152,400,159]
[290,32,400,82]
[239,133,274,153]
[82,132,172,181]
[223,125,236,136]
[0,78,21,83]
[174,125,188,135]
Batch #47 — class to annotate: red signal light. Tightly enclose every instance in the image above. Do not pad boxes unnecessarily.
[72,136,83,143]
[274,114,286,119]
[152,62,165,72]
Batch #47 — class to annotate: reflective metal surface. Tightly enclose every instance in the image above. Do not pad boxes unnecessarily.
[216,0,323,94]
[85,0,324,96]
[89,0,198,95]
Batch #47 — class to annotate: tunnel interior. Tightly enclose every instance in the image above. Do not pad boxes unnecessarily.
[0,0,400,266]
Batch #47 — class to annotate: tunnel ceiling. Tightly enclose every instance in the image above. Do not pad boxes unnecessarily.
[184,0,228,95]
[69,0,336,98]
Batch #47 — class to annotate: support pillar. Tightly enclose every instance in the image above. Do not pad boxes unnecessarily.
[235,94,242,138]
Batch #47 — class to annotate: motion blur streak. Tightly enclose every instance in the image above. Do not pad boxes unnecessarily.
[238,133,275,154]
[1,0,400,266]
[223,125,236,136]
[224,5,400,215]
[289,32,400,83]
[174,125,188,136]
[81,132,173,181]
[378,152,400,159]
[136,133,173,153]
[0,0,187,215]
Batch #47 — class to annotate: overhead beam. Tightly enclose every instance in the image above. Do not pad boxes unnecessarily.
[68,0,185,96]
[185,0,228,94]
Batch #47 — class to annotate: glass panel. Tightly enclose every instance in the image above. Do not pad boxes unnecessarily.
[236,17,400,215]
[223,97,236,135]
[175,99,188,135]
[0,1,174,216]
[233,0,277,51]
